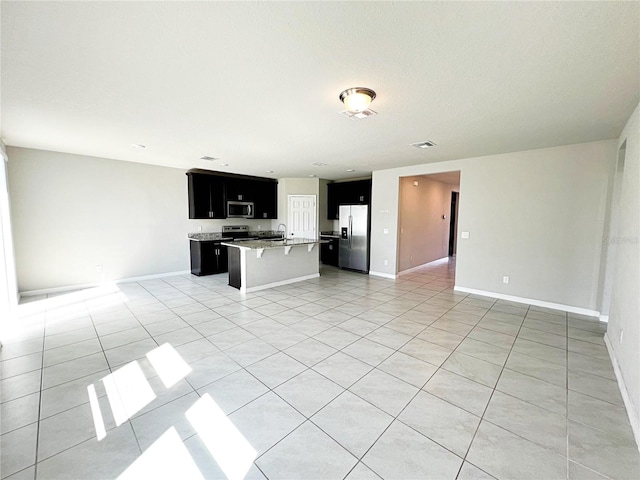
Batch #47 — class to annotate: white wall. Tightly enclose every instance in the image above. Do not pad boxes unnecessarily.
[605,102,640,443]
[398,176,457,272]
[371,140,616,310]
[8,147,196,292]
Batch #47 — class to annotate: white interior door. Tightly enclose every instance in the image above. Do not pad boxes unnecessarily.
[288,195,316,239]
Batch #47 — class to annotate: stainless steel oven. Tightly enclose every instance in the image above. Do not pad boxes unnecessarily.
[227,201,254,218]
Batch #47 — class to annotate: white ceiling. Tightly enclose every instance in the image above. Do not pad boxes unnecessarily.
[2,2,638,180]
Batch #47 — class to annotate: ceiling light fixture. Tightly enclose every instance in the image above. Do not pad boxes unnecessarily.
[411,141,437,149]
[312,162,327,167]
[339,87,376,113]
[218,163,229,167]
[131,144,146,149]
[346,169,356,172]
[200,156,219,161]
[308,174,316,177]
[265,170,274,173]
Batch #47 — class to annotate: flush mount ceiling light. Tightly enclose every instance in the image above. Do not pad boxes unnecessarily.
[265,170,274,173]
[339,87,376,113]
[200,155,219,161]
[411,141,437,149]
[346,169,356,172]
[131,144,146,149]
[312,162,327,167]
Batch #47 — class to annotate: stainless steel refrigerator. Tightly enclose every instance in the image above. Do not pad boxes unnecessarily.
[339,205,370,273]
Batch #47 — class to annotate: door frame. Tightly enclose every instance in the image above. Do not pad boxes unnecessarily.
[287,195,317,239]
[448,191,459,256]
[0,147,19,342]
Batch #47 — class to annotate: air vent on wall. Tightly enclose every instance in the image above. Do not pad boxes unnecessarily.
[339,109,377,120]
[411,141,437,149]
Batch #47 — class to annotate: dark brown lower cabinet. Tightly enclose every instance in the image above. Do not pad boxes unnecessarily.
[320,238,339,266]
[227,247,241,289]
[190,241,228,276]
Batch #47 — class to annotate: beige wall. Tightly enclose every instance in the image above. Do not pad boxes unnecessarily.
[605,101,640,441]
[371,140,616,310]
[398,176,457,272]
[318,179,333,233]
[8,147,196,292]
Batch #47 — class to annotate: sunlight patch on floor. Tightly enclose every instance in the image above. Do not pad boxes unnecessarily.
[186,394,257,480]
[146,343,192,389]
[102,361,156,426]
[117,427,205,480]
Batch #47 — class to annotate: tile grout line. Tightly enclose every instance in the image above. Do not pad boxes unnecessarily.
[31,307,47,480]
[454,301,530,479]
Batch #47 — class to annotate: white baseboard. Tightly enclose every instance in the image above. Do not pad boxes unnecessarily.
[369,271,397,280]
[453,286,600,317]
[243,273,320,293]
[19,270,191,298]
[604,334,640,452]
[599,314,610,323]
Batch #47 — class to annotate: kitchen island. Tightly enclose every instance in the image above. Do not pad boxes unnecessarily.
[222,238,322,293]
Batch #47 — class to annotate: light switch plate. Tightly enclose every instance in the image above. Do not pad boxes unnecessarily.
[383,229,389,234]
[461,231,470,239]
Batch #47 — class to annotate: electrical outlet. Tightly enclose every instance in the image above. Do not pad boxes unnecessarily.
[461,231,470,239]
[197,225,202,232]
[258,225,262,230]
[502,276,510,284]
[620,330,624,344]
[96,265,103,273]
[383,228,389,234]
[384,259,388,266]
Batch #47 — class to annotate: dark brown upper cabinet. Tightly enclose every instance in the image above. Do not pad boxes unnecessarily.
[187,169,278,219]
[327,179,371,220]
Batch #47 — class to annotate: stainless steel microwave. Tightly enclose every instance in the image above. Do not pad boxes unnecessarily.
[227,201,254,218]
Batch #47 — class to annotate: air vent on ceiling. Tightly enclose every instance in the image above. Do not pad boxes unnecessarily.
[200,156,219,161]
[410,141,437,149]
[339,109,377,120]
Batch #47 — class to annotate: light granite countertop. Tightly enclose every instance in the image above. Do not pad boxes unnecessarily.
[188,233,232,242]
[222,238,324,250]
[188,230,284,242]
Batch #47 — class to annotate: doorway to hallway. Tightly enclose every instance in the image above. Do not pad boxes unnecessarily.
[397,171,460,275]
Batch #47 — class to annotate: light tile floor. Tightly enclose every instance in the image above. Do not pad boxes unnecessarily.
[1,258,639,479]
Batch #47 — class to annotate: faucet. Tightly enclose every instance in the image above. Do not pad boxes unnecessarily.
[277,223,287,239]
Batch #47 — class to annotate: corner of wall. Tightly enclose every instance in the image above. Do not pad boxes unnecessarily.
[604,100,640,450]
